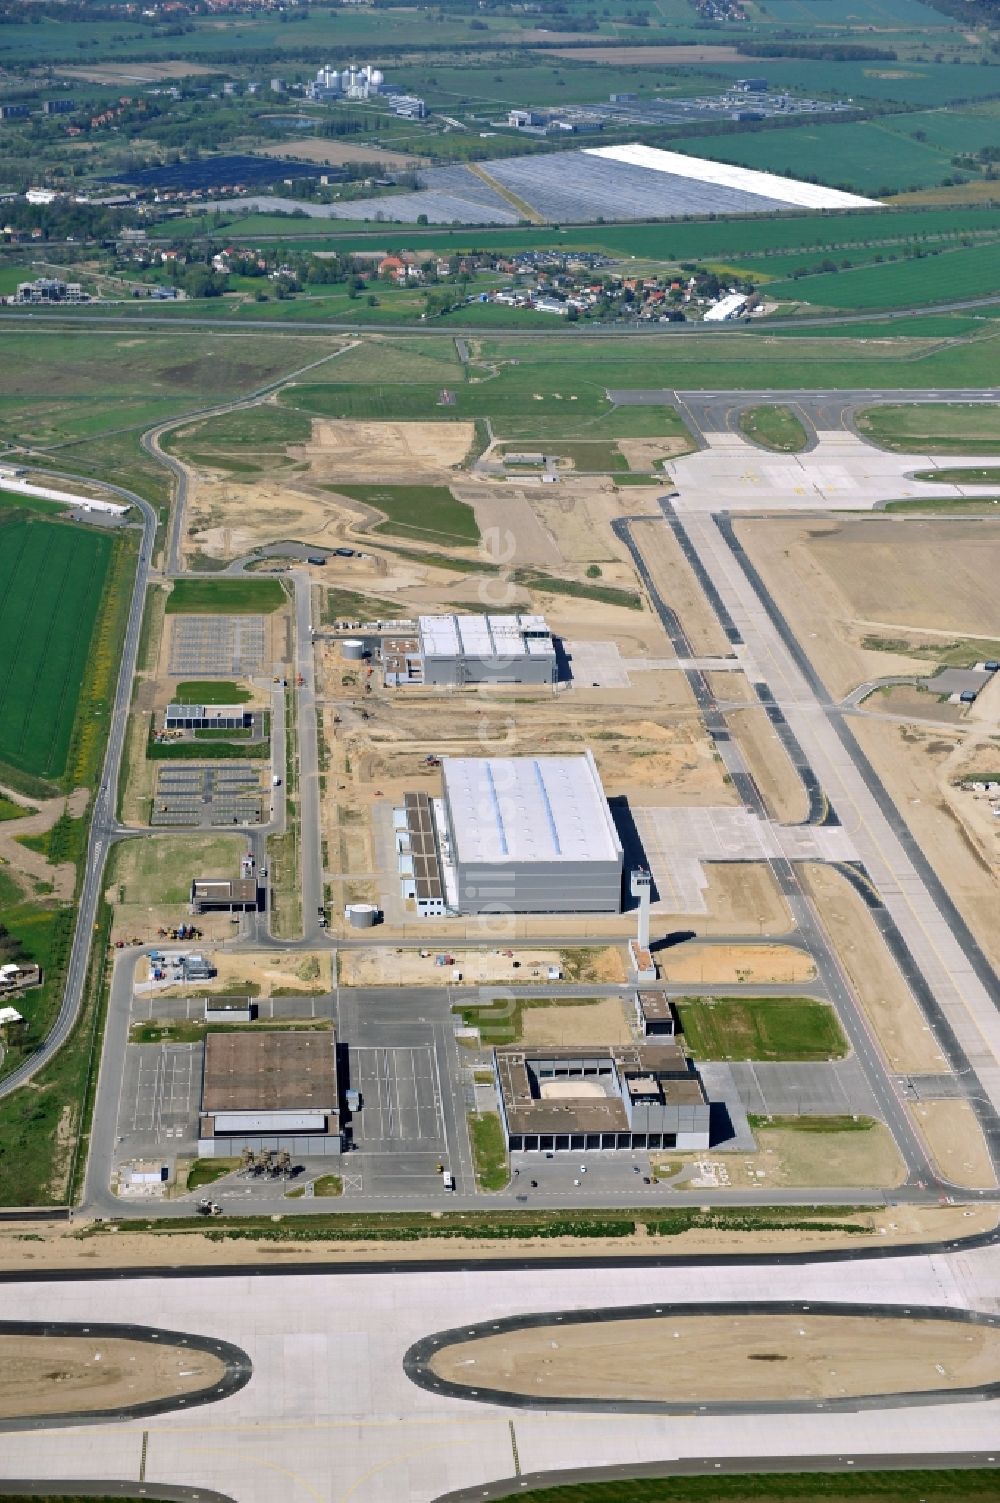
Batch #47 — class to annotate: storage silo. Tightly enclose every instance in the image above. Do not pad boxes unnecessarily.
[342,639,366,660]
[345,902,380,928]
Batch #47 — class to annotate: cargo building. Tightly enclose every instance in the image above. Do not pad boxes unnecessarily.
[384,613,557,688]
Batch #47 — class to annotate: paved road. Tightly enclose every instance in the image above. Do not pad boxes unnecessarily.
[291,570,325,942]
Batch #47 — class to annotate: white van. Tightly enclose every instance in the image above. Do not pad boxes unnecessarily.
[442,1170,455,1192]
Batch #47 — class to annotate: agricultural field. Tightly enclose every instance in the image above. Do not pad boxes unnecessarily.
[676,109,1000,196]
[769,239,1000,311]
[0,508,113,783]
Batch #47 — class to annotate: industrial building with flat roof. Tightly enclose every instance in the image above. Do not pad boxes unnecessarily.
[384,613,556,688]
[494,1042,710,1153]
[165,703,253,731]
[198,1029,341,1157]
[441,751,622,914]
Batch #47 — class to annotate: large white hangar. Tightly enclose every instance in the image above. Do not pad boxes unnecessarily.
[440,751,623,915]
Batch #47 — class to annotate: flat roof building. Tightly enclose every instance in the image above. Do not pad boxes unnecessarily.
[165,703,252,731]
[190,876,258,913]
[494,1041,710,1153]
[440,751,622,914]
[198,1029,341,1156]
[384,613,556,688]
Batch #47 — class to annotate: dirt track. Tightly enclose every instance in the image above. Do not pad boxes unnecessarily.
[430,1312,1000,1403]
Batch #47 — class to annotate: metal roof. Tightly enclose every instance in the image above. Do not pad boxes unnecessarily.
[442,752,621,865]
[418,613,554,662]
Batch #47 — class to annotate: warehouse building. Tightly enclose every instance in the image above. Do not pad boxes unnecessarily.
[494,1041,710,1153]
[383,613,557,688]
[198,1029,342,1157]
[441,751,622,914]
[165,703,253,732]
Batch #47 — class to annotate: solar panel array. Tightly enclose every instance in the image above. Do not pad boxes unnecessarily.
[486,151,788,222]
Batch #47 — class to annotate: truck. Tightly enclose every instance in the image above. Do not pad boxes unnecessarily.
[271,774,282,787]
[345,1088,362,1113]
[442,1170,455,1192]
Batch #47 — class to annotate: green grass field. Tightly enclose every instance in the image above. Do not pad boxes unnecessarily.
[738,406,809,453]
[165,577,286,614]
[510,1469,1000,1503]
[174,680,253,704]
[911,467,1000,483]
[0,510,112,781]
[676,997,847,1061]
[856,404,1000,453]
[771,239,1000,312]
[330,484,481,547]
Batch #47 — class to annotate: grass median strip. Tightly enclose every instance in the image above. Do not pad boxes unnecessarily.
[506,1468,1000,1502]
[469,1111,509,1192]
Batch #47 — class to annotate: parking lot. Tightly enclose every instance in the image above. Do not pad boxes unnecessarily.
[168,615,267,675]
[152,762,266,827]
[117,1042,202,1157]
[349,1045,446,1147]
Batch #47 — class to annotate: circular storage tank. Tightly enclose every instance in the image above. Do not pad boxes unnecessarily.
[342,639,366,660]
[346,903,380,929]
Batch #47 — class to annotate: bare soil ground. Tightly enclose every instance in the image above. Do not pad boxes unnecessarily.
[54,60,217,82]
[1,1205,990,1273]
[726,708,809,824]
[430,1312,999,1403]
[184,413,476,562]
[618,436,695,468]
[914,1099,997,1190]
[519,996,632,1046]
[0,1335,225,1418]
[801,864,946,1073]
[657,943,814,985]
[0,784,88,901]
[527,488,633,569]
[863,684,964,723]
[736,516,1000,698]
[255,139,429,169]
[849,718,1000,974]
[139,950,332,996]
[338,946,625,987]
[632,521,733,657]
[660,1118,905,1189]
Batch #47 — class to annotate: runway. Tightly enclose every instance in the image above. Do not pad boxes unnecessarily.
[2,1246,1000,1503]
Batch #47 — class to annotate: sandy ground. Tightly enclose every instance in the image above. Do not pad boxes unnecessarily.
[184,414,477,562]
[464,487,566,570]
[255,139,429,169]
[338,946,625,987]
[913,1099,998,1191]
[0,1205,990,1273]
[735,516,1000,699]
[618,436,696,468]
[661,1119,905,1189]
[529,489,646,573]
[546,43,748,62]
[632,520,733,658]
[519,997,632,1047]
[0,784,88,902]
[0,1335,225,1418]
[726,708,809,824]
[657,943,815,985]
[800,864,947,1074]
[429,1312,1000,1403]
[850,718,1000,974]
[139,950,332,997]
